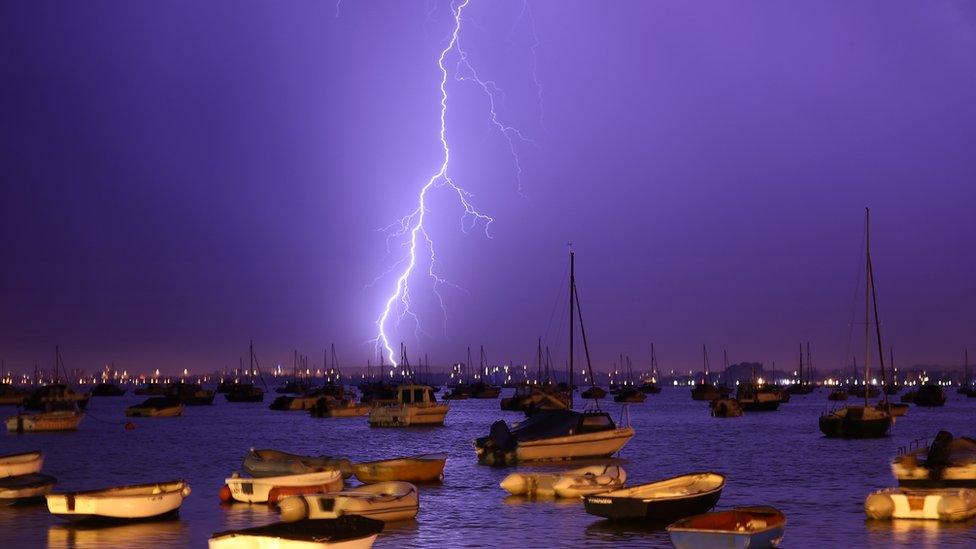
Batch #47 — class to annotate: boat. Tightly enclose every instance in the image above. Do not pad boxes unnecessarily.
[0,383,29,406]
[270,393,322,411]
[500,464,626,498]
[311,396,371,418]
[208,516,384,549]
[613,387,645,403]
[0,451,43,478]
[613,357,645,403]
[226,341,268,403]
[134,383,169,396]
[243,449,353,479]
[690,346,729,401]
[710,397,743,418]
[820,405,891,439]
[874,402,908,417]
[581,386,607,400]
[353,454,446,484]
[442,384,470,400]
[865,488,976,521]
[23,383,90,411]
[787,343,815,395]
[736,382,781,412]
[820,208,893,439]
[828,388,848,401]
[225,384,265,403]
[900,390,916,403]
[89,383,125,397]
[913,384,947,407]
[223,470,344,504]
[891,431,976,488]
[582,472,725,522]
[277,481,418,522]
[850,384,880,399]
[6,403,84,433]
[46,480,191,521]
[475,409,634,466]
[124,396,184,417]
[667,506,786,549]
[368,384,448,427]
[468,346,501,398]
[167,382,215,405]
[638,344,663,394]
[0,473,57,505]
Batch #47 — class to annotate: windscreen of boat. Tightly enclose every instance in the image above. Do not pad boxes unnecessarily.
[509,410,582,441]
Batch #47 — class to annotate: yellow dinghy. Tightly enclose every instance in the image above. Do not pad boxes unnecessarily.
[353,454,446,484]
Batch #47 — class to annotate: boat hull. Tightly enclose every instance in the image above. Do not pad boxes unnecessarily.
[279,482,419,522]
[0,451,43,478]
[5,412,83,433]
[819,412,891,439]
[226,472,343,504]
[865,488,976,521]
[209,518,382,549]
[739,400,780,412]
[368,404,448,427]
[46,480,190,521]
[353,455,446,484]
[125,406,183,418]
[667,506,786,549]
[584,490,722,523]
[515,428,634,464]
[0,473,57,505]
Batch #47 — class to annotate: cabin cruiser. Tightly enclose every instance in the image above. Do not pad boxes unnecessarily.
[474,409,634,466]
[913,384,947,407]
[368,385,448,427]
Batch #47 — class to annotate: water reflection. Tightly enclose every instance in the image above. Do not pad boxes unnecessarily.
[503,495,581,508]
[217,501,278,530]
[47,519,185,548]
[583,518,671,546]
[865,518,976,546]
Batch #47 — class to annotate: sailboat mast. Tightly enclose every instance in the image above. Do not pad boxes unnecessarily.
[569,250,575,407]
[864,208,871,406]
[536,338,542,384]
[868,250,887,404]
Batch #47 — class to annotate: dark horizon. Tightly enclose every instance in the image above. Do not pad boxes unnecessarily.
[2,1,974,376]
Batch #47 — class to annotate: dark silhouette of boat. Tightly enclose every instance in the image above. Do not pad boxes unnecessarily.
[89,383,125,397]
[913,384,947,407]
[582,472,725,522]
[819,208,892,439]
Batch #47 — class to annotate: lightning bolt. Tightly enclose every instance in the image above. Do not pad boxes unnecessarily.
[373,0,531,367]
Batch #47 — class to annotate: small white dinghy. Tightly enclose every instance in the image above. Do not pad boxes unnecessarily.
[278,481,419,523]
[865,487,976,521]
[0,451,43,478]
[209,515,384,549]
[46,480,191,521]
[223,470,344,504]
[0,473,58,505]
[500,465,626,498]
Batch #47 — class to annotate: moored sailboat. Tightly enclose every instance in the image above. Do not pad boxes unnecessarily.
[820,209,892,439]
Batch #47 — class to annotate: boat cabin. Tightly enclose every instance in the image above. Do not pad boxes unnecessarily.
[395,385,438,405]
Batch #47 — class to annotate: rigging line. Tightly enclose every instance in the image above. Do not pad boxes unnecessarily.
[841,218,867,377]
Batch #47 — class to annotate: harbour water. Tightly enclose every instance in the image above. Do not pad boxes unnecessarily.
[2,388,975,548]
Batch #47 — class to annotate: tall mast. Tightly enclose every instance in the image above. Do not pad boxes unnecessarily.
[536,338,542,384]
[798,343,803,385]
[702,344,709,383]
[651,343,658,381]
[723,349,729,385]
[864,208,871,407]
[807,342,812,385]
[569,250,575,407]
[466,346,472,385]
[966,348,970,387]
[868,228,887,405]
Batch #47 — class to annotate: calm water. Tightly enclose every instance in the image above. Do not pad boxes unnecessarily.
[2,388,975,548]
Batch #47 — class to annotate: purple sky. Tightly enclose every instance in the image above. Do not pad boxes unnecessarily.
[1,1,974,376]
